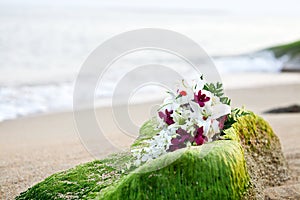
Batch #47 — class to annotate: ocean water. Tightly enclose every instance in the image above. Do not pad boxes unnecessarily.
[0,0,300,121]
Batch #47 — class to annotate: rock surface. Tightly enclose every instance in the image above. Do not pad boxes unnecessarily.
[224,113,289,199]
[98,141,250,199]
[264,184,300,200]
[267,39,300,72]
[16,112,289,199]
[264,104,300,114]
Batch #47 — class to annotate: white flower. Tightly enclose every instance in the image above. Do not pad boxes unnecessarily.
[210,103,231,119]
[211,95,220,106]
[132,76,232,166]
[156,115,167,129]
[189,94,230,137]
[205,119,220,141]
[194,79,205,92]
[160,93,180,111]
[189,101,205,121]
[131,129,174,166]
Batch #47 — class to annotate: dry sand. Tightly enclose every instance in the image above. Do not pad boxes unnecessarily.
[1,77,300,199]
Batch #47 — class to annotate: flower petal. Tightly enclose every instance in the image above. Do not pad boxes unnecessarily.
[211,104,231,119]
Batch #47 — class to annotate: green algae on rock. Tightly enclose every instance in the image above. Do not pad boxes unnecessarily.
[268,40,300,59]
[98,141,250,200]
[267,40,300,72]
[16,153,134,200]
[16,112,288,200]
[224,113,289,199]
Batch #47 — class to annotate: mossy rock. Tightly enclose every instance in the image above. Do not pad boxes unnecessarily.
[98,140,249,199]
[224,113,289,199]
[16,153,133,200]
[267,40,300,71]
[267,40,300,58]
[16,112,288,199]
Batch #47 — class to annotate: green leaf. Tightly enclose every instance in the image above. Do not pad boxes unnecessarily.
[204,82,231,105]
[223,107,250,130]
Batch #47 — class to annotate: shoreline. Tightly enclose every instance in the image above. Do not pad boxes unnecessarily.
[1,81,300,199]
[1,72,300,124]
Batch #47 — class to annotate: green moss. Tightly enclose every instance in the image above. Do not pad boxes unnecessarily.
[16,111,288,200]
[16,153,133,200]
[267,40,300,58]
[98,141,250,200]
[223,113,276,152]
[224,113,288,198]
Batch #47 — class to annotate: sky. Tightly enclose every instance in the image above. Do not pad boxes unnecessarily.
[1,0,300,16]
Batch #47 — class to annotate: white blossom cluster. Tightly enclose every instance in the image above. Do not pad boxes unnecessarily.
[131,129,173,166]
[131,78,231,166]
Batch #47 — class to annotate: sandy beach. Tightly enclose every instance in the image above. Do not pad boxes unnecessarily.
[1,74,300,199]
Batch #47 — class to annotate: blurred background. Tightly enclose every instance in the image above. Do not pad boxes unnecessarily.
[0,0,300,121]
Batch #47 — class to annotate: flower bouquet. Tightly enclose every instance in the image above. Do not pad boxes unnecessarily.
[132,76,232,166]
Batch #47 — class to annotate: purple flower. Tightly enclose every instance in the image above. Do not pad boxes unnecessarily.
[194,90,210,107]
[218,115,227,130]
[195,126,206,145]
[158,109,175,125]
[167,128,194,152]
